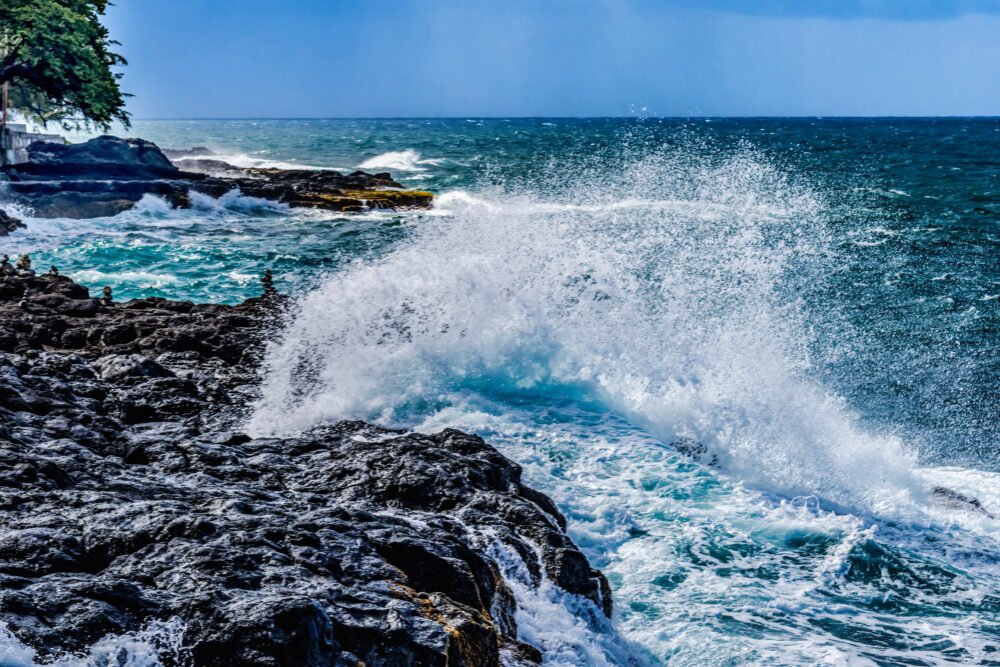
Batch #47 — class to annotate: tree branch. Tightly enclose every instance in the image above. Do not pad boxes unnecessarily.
[0,62,36,87]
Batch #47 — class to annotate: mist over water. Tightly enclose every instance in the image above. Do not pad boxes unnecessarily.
[5,118,1000,664]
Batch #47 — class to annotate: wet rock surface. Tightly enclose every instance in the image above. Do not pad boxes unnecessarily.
[2,136,433,218]
[0,208,24,236]
[0,273,611,666]
[14,136,182,181]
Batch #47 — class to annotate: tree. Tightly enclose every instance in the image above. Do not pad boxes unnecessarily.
[0,0,129,131]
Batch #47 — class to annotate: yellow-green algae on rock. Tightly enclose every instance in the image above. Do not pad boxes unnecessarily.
[286,189,435,212]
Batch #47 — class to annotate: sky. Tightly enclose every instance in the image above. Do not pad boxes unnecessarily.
[103,0,1000,118]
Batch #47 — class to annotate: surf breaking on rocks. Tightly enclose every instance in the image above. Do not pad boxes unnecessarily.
[251,144,927,516]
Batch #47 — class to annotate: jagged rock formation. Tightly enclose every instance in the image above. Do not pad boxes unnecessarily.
[0,273,612,666]
[1,136,433,219]
[0,208,24,236]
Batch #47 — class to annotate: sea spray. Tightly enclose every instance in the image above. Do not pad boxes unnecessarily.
[250,143,923,515]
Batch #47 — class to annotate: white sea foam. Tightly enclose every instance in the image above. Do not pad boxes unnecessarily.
[357,149,446,172]
[415,399,1000,664]
[68,269,180,289]
[188,188,288,213]
[485,537,644,666]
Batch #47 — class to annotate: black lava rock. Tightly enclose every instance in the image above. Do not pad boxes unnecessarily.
[0,273,612,666]
[2,136,432,219]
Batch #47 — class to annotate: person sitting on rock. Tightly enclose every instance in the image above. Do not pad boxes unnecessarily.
[15,254,35,277]
[101,285,113,305]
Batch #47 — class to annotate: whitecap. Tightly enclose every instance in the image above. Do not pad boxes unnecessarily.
[132,194,174,215]
[357,149,446,173]
[69,269,180,288]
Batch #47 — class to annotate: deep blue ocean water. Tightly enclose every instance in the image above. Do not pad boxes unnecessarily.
[2,118,999,665]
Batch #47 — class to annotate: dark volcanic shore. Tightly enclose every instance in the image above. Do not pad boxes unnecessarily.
[2,136,434,219]
[0,271,612,665]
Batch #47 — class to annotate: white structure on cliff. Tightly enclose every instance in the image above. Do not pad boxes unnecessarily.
[1,123,64,166]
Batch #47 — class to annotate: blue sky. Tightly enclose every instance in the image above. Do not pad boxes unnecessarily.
[104,0,1000,118]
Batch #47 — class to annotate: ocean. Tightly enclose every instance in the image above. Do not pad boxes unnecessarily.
[3,118,999,665]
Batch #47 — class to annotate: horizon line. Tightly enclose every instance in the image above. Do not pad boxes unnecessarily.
[124,114,1000,122]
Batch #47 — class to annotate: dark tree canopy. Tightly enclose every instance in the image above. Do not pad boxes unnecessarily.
[0,0,130,130]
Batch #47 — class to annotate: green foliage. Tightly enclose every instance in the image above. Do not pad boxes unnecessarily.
[0,0,130,131]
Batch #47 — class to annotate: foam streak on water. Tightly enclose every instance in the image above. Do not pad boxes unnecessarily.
[0,619,185,667]
[250,144,1000,664]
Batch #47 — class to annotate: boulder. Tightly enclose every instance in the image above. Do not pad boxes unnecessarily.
[0,208,24,236]
[15,136,181,180]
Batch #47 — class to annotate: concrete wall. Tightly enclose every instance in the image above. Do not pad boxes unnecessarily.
[1,124,64,166]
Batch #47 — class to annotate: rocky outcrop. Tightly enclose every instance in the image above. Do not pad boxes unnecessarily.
[0,271,278,366]
[0,208,24,236]
[0,273,612,666]
[15,136,182,180]
[2,136,433,219]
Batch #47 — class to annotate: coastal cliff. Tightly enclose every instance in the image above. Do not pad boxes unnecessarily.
[0,271,611,665]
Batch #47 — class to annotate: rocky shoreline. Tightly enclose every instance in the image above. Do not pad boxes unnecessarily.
[0,269,613,665]
[1,136,434,219]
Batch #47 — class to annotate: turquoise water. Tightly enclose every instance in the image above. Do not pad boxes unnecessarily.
[4,118,1000,665]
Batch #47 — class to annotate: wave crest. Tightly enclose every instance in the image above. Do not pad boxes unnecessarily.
[357,149,446,173]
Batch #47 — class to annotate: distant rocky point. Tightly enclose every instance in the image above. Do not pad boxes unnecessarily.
[1,136,434,219]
